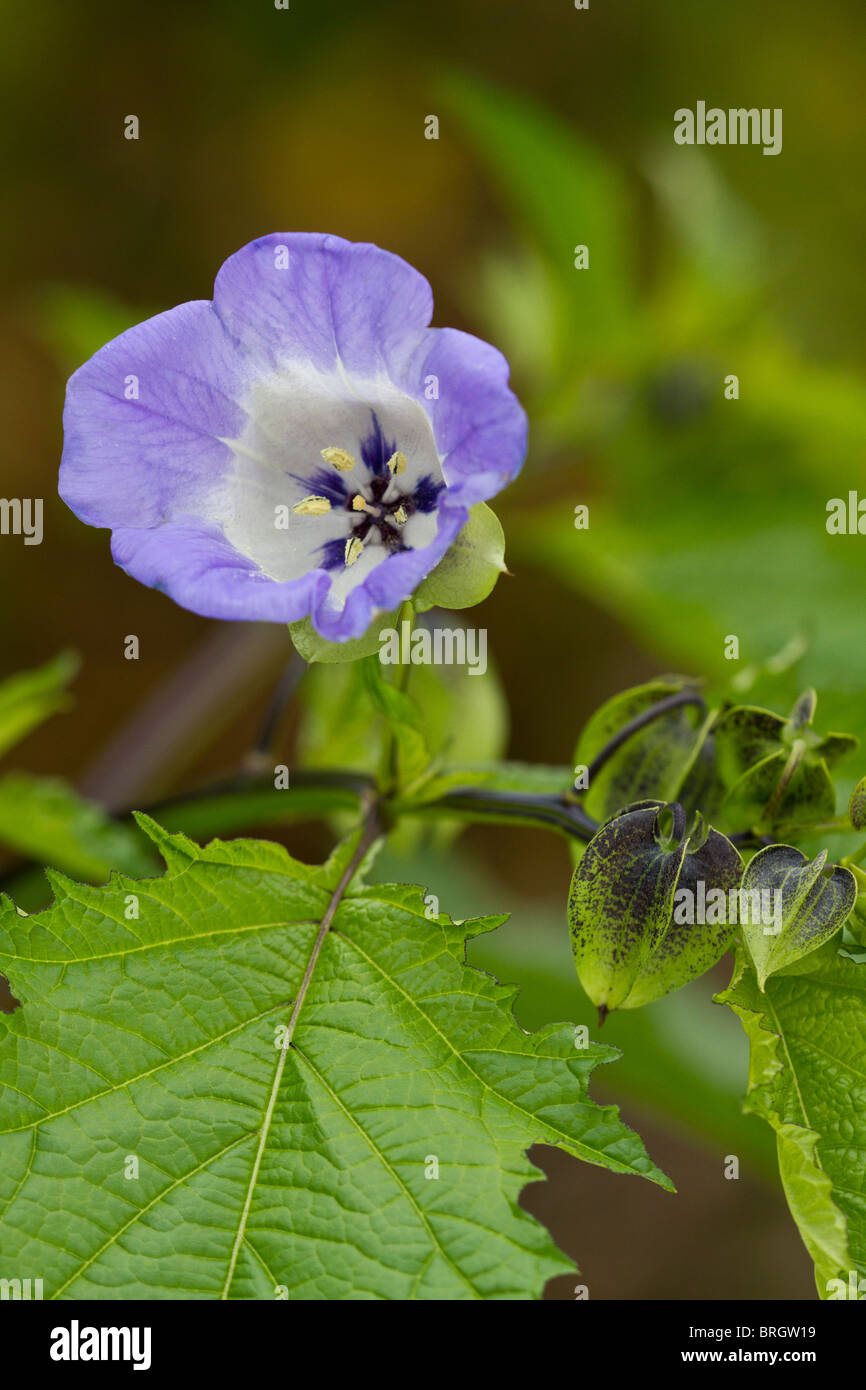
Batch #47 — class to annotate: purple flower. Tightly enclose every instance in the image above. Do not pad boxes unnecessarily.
[59,234,527,641]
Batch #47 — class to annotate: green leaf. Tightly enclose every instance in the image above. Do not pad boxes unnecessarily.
[288,608,400,664]
[466,910,777,1181]
[413,503,507,612]
[0,653,79,760]
[0,774,155,881]
[0,818,670,1300]
[568,800,742,1015]
[718,950,866,1292]
[738,845,856,989]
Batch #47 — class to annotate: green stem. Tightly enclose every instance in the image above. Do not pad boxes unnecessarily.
[141,772,598,846]
[380,600,414,794]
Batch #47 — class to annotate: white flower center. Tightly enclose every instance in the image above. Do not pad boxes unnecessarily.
[213,361,445,610]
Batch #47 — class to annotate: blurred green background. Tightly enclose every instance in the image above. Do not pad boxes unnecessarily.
[2,0,866,1299]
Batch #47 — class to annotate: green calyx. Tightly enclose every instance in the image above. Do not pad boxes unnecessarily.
[712,689,857,835]
[568,799,742,1020]
[739,844,856,990]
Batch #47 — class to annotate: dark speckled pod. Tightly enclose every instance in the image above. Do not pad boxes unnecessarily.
[568,800,742,1018]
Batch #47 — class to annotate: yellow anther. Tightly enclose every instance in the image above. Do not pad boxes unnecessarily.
[321,446,356,472]
[386,450,407,476]
[392,504,408,525]
[351,494,371,512]
[344,535,364,567]
[292,495,332,516]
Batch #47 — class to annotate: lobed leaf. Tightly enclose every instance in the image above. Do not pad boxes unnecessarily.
[718,949,866,1293]
[0,817,670,1300]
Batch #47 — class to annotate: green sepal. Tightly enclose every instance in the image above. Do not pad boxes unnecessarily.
[713,691,857,833]
[739,844,856,989]
[413,503,507,612]
[288,607,401,664]
[0,651,79,759]
[719,749,835,834]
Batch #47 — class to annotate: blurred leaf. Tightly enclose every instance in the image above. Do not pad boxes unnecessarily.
[297,631,508,780]
[643,143,766,294]
[440,71,632,370]
[0,652,79,760]
[464,86,866,748]
[30,285,140,372]
[0,773,154,881]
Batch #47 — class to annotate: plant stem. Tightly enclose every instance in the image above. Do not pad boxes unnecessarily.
[380,600,414,793]
[140,772,598,844]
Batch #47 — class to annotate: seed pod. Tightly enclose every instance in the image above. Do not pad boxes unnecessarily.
[568,800,742,1020]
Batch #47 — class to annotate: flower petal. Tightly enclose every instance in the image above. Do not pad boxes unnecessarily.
[398,327,528,506]
[60,301,245,530]
[110,520,330,624]
[212,233,434,378]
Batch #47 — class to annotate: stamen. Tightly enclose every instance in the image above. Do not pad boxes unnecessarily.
[321,446,356,472]
[292,495,332,516]
[391,504,407,525]
[386,450,407,476]
[351,495,373,512]
[344,535,364,567]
